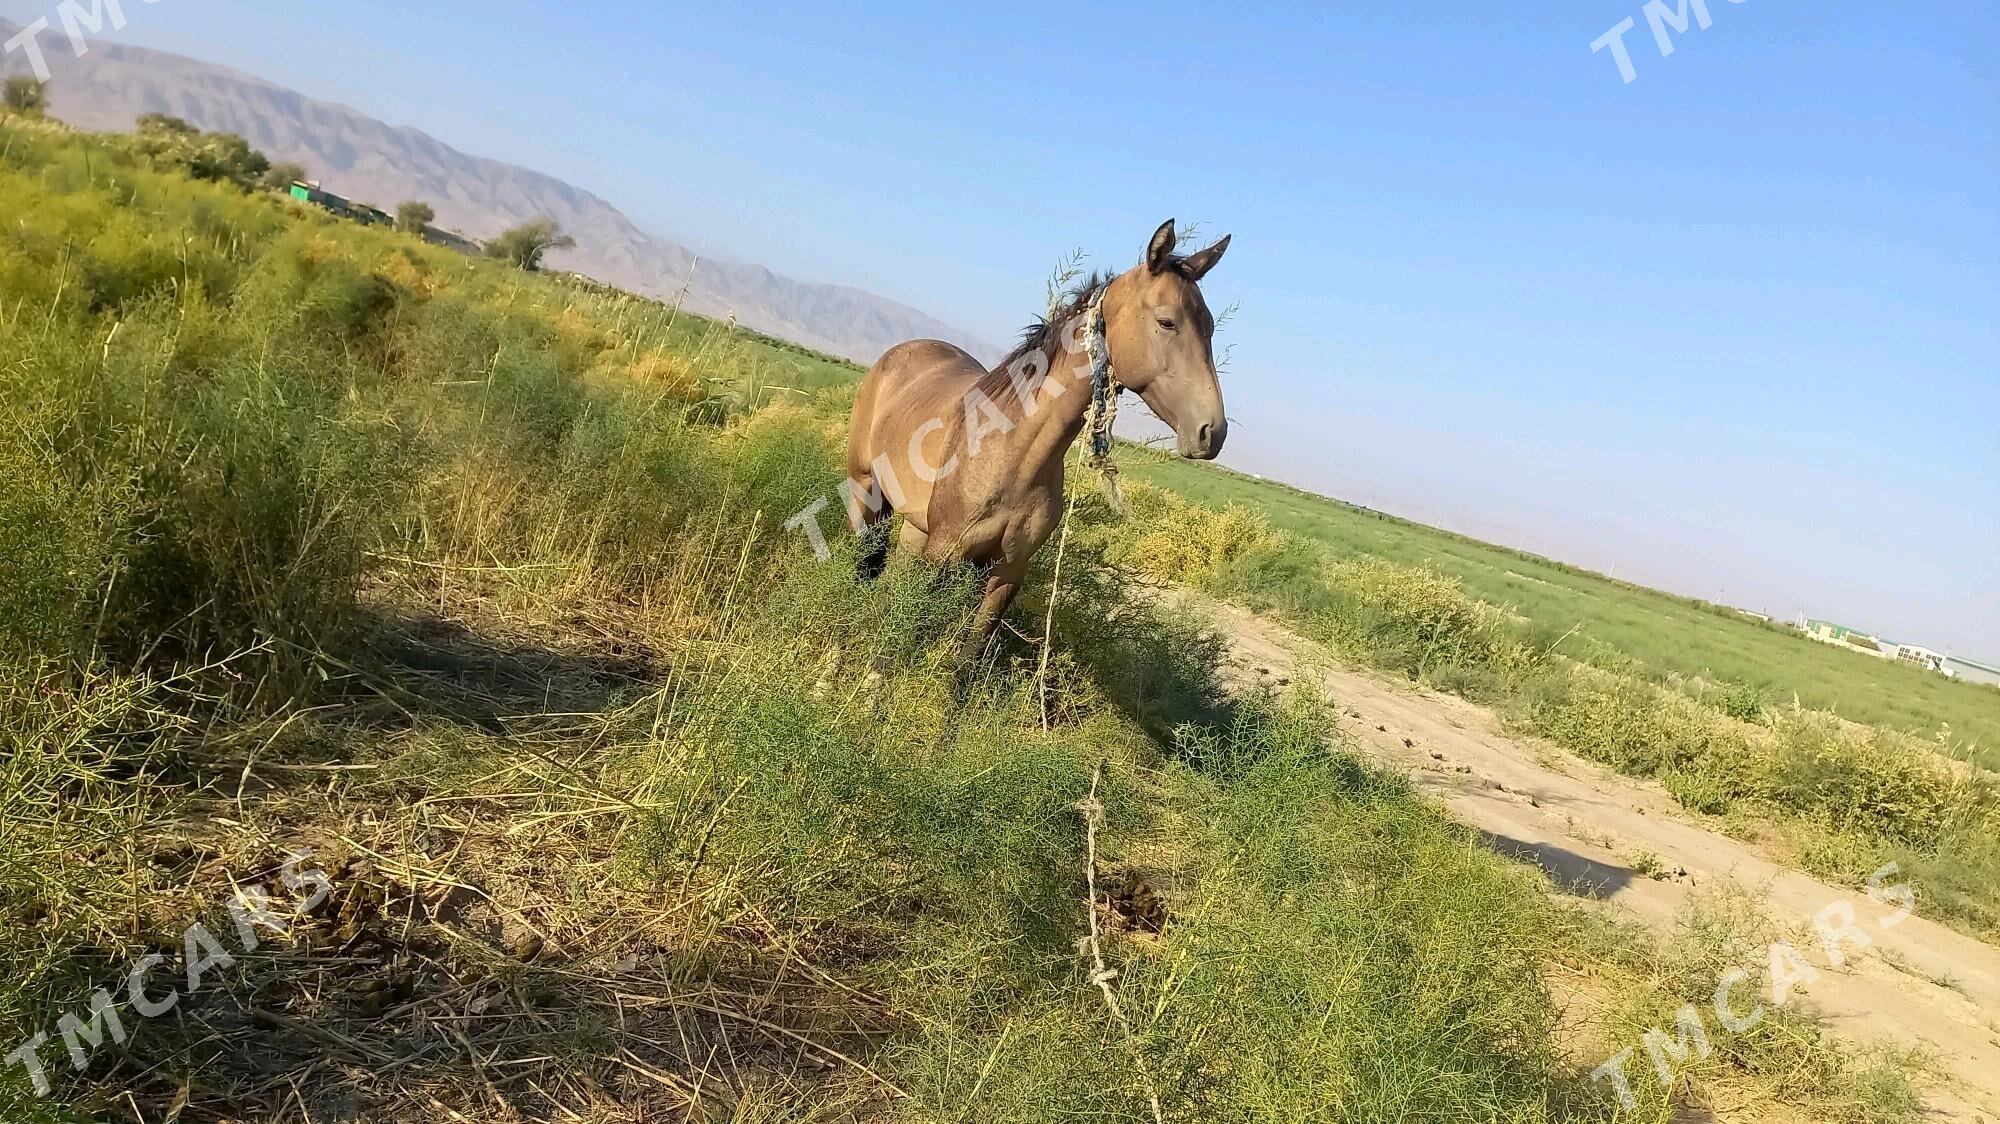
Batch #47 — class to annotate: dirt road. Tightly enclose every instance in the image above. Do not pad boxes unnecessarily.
[1188,594,2000,1121]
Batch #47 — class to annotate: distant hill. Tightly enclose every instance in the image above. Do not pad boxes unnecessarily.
[0,19,991,363]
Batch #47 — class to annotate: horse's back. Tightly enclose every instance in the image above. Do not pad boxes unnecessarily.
[847,339,991,528]
[865,339,986,395]
[850,339,986,459]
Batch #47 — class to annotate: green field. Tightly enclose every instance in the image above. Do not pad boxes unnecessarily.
[1128,452,2000,764]
[0,110,1949,1123]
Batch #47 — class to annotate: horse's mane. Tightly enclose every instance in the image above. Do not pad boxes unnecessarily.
[975,254,1199,409]
[990,271,1110,380]
[990,253,1205,377]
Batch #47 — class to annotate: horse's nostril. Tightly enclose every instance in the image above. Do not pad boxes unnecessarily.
[1197,423,1213,447]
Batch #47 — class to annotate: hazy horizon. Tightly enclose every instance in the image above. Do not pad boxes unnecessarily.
[9,0,1993,654]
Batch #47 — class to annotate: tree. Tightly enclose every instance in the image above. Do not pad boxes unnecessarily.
[135,112,197,136]
[395,200,436,235]
[2,76,46,117]
[130,117,272,191]
[261,161,308,193]
[484,218,576,271]
[185,132,270,189]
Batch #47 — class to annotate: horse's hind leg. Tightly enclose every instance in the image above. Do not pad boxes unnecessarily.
[844,375,889,580]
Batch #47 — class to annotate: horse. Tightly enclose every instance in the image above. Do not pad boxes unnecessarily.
[843,219,1232,652]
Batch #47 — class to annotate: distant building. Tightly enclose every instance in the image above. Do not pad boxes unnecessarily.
[288,181,480,253]
[1800,618,1996,682]
[1945,656,2000,688]
[1891,643,1947,673]
[420,225,481,255]
[288,180,391,226]
[1804,619,1881,650]
[287,180,324,210]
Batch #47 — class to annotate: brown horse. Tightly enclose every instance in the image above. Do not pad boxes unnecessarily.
[844,219,1232,649]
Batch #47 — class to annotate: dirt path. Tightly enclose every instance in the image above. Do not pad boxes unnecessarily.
[1186,594,2000,1122]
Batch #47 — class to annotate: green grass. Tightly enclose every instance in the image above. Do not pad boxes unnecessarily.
[0,112,1930,1123]
[1126,451,2000,765]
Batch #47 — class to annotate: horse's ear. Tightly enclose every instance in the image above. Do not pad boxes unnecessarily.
[1145,219,1177,273]
[1181,234,1231,281]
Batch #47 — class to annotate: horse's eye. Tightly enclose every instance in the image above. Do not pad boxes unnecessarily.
[1156,318,1177,331]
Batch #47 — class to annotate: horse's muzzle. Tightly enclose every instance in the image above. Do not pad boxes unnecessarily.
[1179,419,1227,460]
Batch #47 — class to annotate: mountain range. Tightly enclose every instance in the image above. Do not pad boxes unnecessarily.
[0,18,989,363]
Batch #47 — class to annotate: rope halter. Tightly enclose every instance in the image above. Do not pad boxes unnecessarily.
[1081,284,1119,467]
[1078,284,1126,510]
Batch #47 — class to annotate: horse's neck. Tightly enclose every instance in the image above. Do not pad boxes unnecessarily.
[995,333,1095,484]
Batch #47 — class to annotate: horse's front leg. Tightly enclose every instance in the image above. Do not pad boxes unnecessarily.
[954,485,1060,667]
[961,571,1022,664]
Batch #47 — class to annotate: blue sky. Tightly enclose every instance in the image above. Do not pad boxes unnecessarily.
[16,0,1997,652]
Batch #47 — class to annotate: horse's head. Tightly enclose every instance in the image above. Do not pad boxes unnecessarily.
[1103,219,1232,460]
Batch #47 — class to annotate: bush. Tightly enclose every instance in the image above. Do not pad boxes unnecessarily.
[1661,766,1736,816]
[2,75,46,116]
[1114,480,1285,589]
[262,161,307,193]
[129,114,273,190]
[1316,558,1528,683]
[395,199,435,233]
[1522,664,1758,789]
[1131,691,1568,1119]
[0,413,129,666]
[1761,714,1989,850]
[1705,678,1770,722]
[1526,665,2000,934]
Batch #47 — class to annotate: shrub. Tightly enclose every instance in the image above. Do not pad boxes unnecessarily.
[261,161,308,193]
[1661,766,1736,816]
[1128,692,1569,1120]
[395,199,435,233]
[0,434,126,666]
[1318,558,1528,682]
[1523,664,1757,788]
[1591,886,1926,1123]
[2,75,46,116]
[1705,678,1770,722]
[1761,714,1989,850]
[1114,481,1286,589]
[129,115,273,190]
